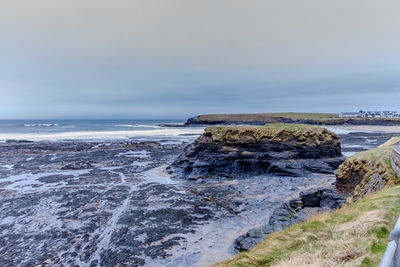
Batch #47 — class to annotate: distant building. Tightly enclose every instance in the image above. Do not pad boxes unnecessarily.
[339,112,361,118]
[339,110,400,118]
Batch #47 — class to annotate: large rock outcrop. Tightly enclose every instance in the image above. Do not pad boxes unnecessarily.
[170,124,344,179]
[336,137,400,202]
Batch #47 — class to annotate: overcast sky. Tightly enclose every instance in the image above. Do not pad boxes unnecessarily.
[1,0,400,119]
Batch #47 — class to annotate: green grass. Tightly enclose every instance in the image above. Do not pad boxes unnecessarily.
[196,113,339,122]
[214,186,400,267]
[192,113,400,126]
[203,124,339,144]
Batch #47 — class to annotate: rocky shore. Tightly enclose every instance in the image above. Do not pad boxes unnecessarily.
[216,134,400,266]
[1,127,398,266]
[169,124,344,179]
[169,123,349,253]
[0,138,346,267]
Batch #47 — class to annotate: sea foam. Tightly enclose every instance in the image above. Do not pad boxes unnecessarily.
[0,128,204,142]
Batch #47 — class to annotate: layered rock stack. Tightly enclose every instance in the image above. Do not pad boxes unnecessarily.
[169,124,344,179]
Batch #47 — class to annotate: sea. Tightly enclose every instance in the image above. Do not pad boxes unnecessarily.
[0,119,205,143]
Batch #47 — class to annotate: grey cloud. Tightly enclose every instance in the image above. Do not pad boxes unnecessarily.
[1,0,400,118]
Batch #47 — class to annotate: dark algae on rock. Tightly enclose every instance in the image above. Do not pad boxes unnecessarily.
[170,124,344,179]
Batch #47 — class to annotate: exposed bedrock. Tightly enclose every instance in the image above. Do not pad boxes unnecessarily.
[234,186,347,252]
[391,145,400,180]
[336,137,400,202]
[169,124,344,179]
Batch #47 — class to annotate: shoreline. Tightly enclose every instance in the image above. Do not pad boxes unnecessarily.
[2,124,400,144]
[325,125,400,133]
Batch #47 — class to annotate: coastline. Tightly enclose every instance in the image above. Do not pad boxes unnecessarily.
[1,121,399,266]
[325,125,400,133]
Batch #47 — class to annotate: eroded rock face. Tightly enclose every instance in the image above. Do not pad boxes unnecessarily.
[336,159,389,202]
[234,186,347,252]
[170,125,343,179]
[336,138,399,202]
[391,145,400,179]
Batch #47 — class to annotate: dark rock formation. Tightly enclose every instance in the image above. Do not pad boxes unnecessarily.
[234,186,347,252]
[61,161,93,170]
[170,125,344,179]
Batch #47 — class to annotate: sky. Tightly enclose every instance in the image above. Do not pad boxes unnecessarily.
[1,0,400,119]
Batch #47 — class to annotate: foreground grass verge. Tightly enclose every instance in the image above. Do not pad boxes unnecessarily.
[214,185,400,267]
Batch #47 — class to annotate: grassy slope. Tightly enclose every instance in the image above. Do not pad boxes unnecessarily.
[204,124,339,143]
[215,186,400,267]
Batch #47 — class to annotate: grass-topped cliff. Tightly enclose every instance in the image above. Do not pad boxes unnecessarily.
[185,112,400,126]
[215,185,400,267]
[170,123,343,179]
[197,112,339,122]
[202,124,339,145]
[336,137,400,202]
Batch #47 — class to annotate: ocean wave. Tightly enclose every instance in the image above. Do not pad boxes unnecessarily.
[114,124,161,128]
[0,128,205,142]
[23,123,59,127]
[324,127,352,135]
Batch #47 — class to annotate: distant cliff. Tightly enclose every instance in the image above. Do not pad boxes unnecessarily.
[185,113,400,126]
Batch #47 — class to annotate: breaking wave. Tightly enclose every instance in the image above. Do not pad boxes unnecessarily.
[0,128,204,142]
[114,124,162,128]
[24,123,59,127]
